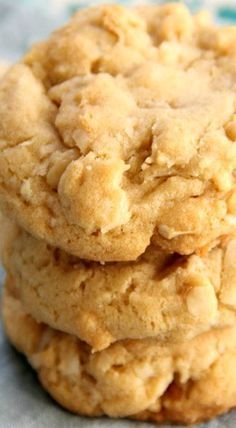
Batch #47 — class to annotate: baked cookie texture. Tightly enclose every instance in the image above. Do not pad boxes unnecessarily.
[3,218,236,351]
[0,4,236,261]
[3,281,236,425]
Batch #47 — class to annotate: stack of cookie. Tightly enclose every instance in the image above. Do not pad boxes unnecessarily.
[1,3,236,425]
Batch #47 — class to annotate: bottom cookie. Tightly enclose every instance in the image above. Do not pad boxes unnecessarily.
[3,281,236,425]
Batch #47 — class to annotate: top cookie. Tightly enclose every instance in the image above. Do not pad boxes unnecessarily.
[1,4,236,261]
[0,63,7,77]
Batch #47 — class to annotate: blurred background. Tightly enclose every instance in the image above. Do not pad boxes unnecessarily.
[0,0,236,62]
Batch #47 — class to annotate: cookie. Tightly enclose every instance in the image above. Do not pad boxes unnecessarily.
[0,63,7,78]
[1,4,236,261]
[2,218,236,351]
[3,280,236,425]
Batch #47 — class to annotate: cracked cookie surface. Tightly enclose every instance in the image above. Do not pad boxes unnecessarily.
[3,218,236,351]
[3,280,236,425]
[1,4,236,260]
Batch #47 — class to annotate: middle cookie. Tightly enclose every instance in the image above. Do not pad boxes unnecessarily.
[2,219,236,351]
